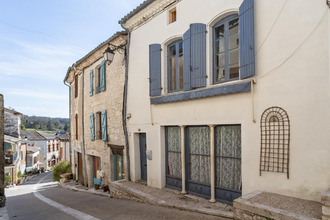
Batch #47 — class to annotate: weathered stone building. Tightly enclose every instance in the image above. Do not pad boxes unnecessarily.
[4,108,23,186]
[0,94,5,207]
[64,31,127,187]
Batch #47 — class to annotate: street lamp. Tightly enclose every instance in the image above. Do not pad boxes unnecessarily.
[103,46,115,64]
[103,43,126,64]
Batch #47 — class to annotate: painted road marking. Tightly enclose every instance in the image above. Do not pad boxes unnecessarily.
[33,173,100,220]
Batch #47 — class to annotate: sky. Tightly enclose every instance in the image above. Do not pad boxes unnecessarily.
[0,0,142,118]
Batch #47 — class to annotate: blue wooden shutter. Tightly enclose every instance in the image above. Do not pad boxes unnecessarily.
[90,70,93,96]
[149,44,161,96]
[239,0,255,79]
[183,29,191,91]
[101,110,107,142]
[100,60,106,91]
[90,113,95,141]
[190,23,206,88]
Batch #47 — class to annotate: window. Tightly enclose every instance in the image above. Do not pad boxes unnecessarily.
[75,114,78,140]
[48,146,51,152]
[168,40,183,92]
[96,66,101,93]
[95,112,102,140]
[90,110,107,142]
[74,74,78,98]
[165,126,182,189]
[213,14,239,84]
[95,60,106,94]
[149,0,254,103]
[56,144,59,151]
[169,7,176,24]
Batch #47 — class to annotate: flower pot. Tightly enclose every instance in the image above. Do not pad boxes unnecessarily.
[94,184,100,190]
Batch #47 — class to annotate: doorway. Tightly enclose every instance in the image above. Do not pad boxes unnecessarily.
[139,133,147,181]
[93,156,102,186]
[77,152,83,182]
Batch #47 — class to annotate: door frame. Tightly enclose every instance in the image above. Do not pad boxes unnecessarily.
[139,133,147,181]
[165,126,182,190]
[114,155,123,181]
[214,124,242,204]
[92,156,102,186]
[185,126,211,199]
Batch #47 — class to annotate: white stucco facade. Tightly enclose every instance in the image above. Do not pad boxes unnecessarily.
[123,0,330,202]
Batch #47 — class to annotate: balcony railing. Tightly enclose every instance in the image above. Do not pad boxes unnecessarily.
[5,154,13,165]
[4,151,18,166]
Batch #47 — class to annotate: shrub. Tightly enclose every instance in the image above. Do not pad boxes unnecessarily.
[17,171,22,177]
[5,175,12,185]
[53,161,71,182]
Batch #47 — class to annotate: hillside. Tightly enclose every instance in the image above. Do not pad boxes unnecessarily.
[21,115,69,132]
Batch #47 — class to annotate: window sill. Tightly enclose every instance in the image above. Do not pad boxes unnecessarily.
[150,80,251,104]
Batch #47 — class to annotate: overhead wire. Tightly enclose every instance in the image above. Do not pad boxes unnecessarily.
[256,8,328,80]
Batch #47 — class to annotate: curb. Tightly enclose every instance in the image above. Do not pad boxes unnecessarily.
[59,179,110,198]
[110,181,234,219]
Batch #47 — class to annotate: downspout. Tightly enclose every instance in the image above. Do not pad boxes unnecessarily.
[63,80,72,173]
[120,23,131,181]
[80,68,87,187]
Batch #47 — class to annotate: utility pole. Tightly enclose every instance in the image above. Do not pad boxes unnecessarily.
[0,94,5,207]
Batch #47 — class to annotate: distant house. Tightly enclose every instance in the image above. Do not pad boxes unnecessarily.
[64,31,127,186]
[57,133,70,162]
[26,146,40,171]
[21,130,47,170]
[38,132,62,169]
[4,108,23,185]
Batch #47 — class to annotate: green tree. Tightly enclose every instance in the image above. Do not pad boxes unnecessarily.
[64,122,69,131]
[21,123,26,130]
[47,119,53,131]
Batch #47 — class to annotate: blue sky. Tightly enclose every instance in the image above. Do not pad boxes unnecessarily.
[0,0,142,118]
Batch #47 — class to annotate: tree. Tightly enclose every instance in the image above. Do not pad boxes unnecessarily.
[21,124,26,130]
[47,119,53,131]
[64,122,69,131]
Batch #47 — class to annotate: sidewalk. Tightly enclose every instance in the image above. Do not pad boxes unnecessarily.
[60,179,234,219]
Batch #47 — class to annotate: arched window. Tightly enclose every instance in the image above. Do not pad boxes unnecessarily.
[260,107,290,178]
[213,14,239,84]
[167,39,183,92]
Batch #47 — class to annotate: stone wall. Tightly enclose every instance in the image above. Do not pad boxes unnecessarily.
[322,189,330,220]
[234,191,322,220]
[4,109,20,138]
[0,94,5,207]
[109,184,144,203]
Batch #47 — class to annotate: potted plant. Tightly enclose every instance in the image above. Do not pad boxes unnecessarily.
[5,175,12,186]
[7,149,12,155]
[94,184,100,190]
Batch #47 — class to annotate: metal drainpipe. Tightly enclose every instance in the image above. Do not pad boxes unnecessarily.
[120,24,131,181]
[64,79,72,175]
[80,68,87,187]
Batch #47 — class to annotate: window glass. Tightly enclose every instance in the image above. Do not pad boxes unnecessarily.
[214,15,239,84]
[168,40,183,92]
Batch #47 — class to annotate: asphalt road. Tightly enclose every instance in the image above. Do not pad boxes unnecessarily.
[4,172,223,220]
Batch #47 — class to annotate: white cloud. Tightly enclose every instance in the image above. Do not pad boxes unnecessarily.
[2,88,67,101]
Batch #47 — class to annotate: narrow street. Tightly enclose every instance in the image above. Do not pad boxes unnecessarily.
[4,172,223,220]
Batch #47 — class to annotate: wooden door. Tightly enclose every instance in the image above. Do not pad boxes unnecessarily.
[78,152,83,182]
[93,156,102,186]
[60,148,63,160]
